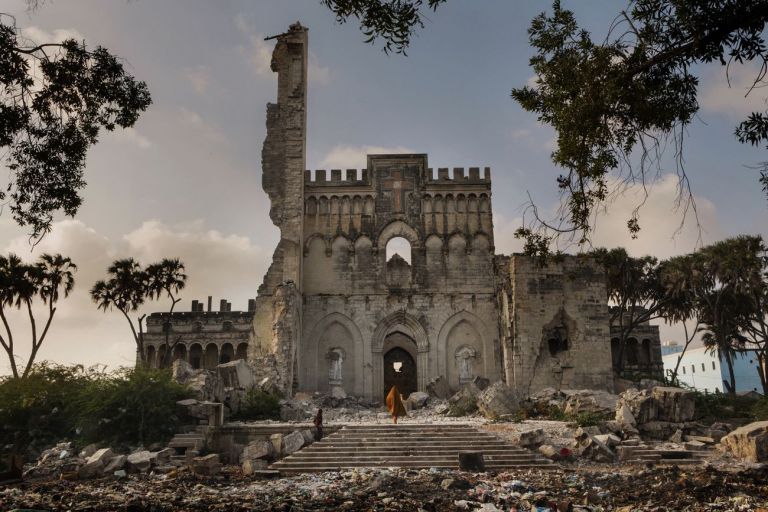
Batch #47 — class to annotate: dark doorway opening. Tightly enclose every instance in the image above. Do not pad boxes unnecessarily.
[383,347,417,400]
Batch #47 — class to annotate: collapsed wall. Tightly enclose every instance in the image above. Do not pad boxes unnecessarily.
[249,23,308,395]
[503,254,614,395]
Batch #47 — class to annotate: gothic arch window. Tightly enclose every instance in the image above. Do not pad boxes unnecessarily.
[386,236,412,264]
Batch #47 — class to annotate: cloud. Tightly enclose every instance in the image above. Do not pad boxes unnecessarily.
[20,26,85,45]
[109,127,151,149]
[178,107,227,145]
[1,219,270,375]
[699,62,768,119]
[588,174,722,258]
[510,128,531,140]
[318,145,415,169]
[185,65,211,95]
[309,53,330,85]
[235,14,330,85]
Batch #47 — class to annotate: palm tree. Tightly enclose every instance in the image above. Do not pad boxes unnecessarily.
[0,253,76,379]
[91,258,149,365]
[21,254,77,377]
[146,258,187,368]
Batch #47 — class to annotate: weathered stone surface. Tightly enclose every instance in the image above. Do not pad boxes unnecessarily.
[242,458,268,475]
[458,451,485,471]
[472,376,491,391]
[538,444,562,461]
[447,384,480,417]
[516,428,546,448]
[79,443,99,458]
[269,434,283,458]
[563,390,618,416]
[408,391,430,409]
[426,376,451,399]
[615,403,637,427]
[282,431,305,455]
[330,386,347,400]
[78,460,104,479]
[720,421,768,462]
[126,451,155,473]
[652,387,695,422]
[477,382,520,420]
[86,448,114,466]
[241,441,275,463]
[577,435,615,462]
[594,434,621,448]
[669,429,684,444]
[191,454,222,476]
[300,429,316,445]
[104,455,127,473]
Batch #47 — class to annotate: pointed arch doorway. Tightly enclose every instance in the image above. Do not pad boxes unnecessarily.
[384,346,417,400]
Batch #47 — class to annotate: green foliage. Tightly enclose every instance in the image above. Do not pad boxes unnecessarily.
[511,1,768,254]
[0,15,151,239]
[232,389,281,421]
[321,0,446,54]
[692,390,766,422]
[0,364,192,458]
[76,367,192,447]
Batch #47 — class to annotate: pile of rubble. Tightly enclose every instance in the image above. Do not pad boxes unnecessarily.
[21,442,179,481]
[5,464,767,510]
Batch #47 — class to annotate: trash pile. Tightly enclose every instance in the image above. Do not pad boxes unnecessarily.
[3,463,767,511]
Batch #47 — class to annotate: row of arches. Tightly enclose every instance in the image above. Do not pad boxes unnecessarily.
[301,309,498,399]
[303,231,493,257]
[610,338,655,368]
[145,342,248,370]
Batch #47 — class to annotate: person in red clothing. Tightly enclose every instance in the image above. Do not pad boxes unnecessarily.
[386,385,407,424]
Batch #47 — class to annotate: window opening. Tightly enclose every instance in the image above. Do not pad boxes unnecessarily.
[386,237,412,264]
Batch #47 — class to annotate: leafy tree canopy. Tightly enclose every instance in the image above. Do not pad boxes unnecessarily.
[321,0,446,54]
[0,14,151,240]
[511,0,768,253]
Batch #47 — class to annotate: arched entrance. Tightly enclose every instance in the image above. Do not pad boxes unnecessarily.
[383,347,417,400]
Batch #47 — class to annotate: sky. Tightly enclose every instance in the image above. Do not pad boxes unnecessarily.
[1,0,767,374]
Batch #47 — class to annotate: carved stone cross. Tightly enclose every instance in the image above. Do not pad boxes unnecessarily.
[381,169,415,212]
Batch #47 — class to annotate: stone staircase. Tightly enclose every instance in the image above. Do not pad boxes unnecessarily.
[270,424,555,474]
[167,428,206,466]
[617,444,711,465]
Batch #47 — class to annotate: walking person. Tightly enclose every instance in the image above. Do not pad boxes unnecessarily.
[386,385,407,424]
[313,408,323,441]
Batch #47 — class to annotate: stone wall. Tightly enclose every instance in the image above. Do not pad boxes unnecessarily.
[505,255,614,395]
[249,23,308,393]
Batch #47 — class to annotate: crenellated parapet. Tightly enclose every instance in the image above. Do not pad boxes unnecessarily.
[304,169,372,186]
[425,167,491,184]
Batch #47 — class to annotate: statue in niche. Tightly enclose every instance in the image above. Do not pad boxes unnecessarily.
[328,348,344,387]
[455,346,477,384]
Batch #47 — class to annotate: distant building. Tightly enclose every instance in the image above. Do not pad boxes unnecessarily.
[609,307,663,378]
[661,345,764,394]
[142,296,254,369]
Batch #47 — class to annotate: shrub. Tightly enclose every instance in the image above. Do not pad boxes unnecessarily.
[0,363,193,462]
[232,389,281,421]
[750,397,768,421]
[77,367,193,448]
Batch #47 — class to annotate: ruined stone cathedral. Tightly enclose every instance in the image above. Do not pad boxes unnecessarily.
[142,23,662,401]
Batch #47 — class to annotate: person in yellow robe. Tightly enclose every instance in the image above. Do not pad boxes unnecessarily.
[386,385,407,424]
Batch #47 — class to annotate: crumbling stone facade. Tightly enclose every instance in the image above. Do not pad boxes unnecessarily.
[143,22,663,400]
[498,255,614,395]
[143,299,254,370]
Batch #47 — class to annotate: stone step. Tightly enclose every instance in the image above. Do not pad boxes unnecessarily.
[302,448,531,455]
[270,424,554,474]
